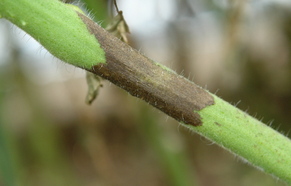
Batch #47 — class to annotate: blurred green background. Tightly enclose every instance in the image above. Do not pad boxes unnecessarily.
[0,0,290,185]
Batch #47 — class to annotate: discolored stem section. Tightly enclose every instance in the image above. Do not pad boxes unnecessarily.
[0,0,291,183]
[78,13,214,126]
[78,14,291,183]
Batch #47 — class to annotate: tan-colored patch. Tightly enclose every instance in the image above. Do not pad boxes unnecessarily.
[78,13,214,126]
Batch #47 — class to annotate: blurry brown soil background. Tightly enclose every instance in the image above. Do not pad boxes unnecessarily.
[0,0,290,185]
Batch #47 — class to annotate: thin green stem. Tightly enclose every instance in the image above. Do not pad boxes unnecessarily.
[193,96,291,182]
[0,0,105,69]
[0,0,290,184]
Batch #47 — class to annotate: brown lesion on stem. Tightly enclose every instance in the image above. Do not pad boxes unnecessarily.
[78,13,214,126]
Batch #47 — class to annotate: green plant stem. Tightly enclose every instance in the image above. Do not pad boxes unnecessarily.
[0,0,290,183]
[81,0,108,22]
[193,96,291,183]
[0,0,106,69]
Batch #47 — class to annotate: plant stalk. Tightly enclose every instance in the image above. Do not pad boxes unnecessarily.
[0,0,290,183]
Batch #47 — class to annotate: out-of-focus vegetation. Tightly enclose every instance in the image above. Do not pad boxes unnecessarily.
[0,0,290,185]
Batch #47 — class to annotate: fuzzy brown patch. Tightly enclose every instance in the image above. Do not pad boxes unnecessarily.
[78,13,214,126]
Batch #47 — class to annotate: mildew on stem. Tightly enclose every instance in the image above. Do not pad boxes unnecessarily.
[78,13,215,126]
